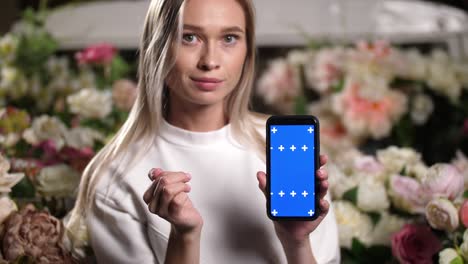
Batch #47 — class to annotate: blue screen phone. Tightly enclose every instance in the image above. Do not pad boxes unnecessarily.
[266,115,320,220]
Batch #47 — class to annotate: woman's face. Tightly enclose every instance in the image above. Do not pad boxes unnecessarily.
[165,0,247,108]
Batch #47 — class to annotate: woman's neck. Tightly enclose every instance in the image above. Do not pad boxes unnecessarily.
[166,100,228,132]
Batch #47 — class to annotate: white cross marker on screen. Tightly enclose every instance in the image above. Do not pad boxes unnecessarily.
[270,147,273,150]
[290,145,296,151]
[290,191,297,197]
[308,127,314,133]
[271,127,277,134]
[279,191,285,197]
[302,145,308,151]
[272,210,278,216]
[308,210,314,216]
[270,192,273,196]
[302,190,308,197]
[278,145,285,151]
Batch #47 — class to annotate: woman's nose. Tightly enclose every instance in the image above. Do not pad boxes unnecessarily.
[197,44,220,71]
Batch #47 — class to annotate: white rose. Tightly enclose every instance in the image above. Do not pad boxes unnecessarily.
[36,164,80,198]
[377,146,422,174]
[64,127,104,149]
[0,133,20,148]
[425,198,459,232]
[454,62,468,87]
[328,163,359,199]
[427,50,462,102]
[67,88,112,119]
[22,115,67,149]
[0,34,19,64]
[286,49,312,65]
[0,66,18,89]
[439,248,463,264]
[0,154,24,194]
[411,93,434,125]
[357,75,390,102]
[401,49,427,80]
[406,162,429,181]
[370,212,406,246]
[333,200,373,248]
[0,195,17,224]
[357,178,390,212]
[461,230,468,261]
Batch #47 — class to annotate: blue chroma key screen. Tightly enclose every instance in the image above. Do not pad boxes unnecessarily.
[269,125,316,217]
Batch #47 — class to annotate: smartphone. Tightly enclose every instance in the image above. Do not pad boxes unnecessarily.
[266,115,320,220]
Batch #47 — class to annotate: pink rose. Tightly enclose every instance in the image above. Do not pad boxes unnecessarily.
[421,164,464,201]
[59,146,94,173]
[461,200,468,228]
[392,224,442,264]
[354,155,384,174]
[389,175,428,214]
[75,43,117,65]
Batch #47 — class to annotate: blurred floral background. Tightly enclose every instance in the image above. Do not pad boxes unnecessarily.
[1,0,468,263]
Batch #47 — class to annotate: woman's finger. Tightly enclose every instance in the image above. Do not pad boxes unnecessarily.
[156,182,191,217]
[319,180,329,199]
[317,168,328,181]
[319,154,328,168]
[256,171,267,198]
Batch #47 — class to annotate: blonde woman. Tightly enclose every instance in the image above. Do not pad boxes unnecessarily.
[66,0,340,263]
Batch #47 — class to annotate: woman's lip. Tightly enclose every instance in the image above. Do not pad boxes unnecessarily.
[191,78,224,91]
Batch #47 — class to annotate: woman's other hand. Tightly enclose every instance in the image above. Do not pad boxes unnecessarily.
[143,169,203,235]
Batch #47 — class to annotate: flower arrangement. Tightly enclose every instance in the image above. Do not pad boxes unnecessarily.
[0,8,136,263]
[256,41,468,162]
[328,145,467,263]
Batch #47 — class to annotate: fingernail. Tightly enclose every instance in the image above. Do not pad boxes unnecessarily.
[186,173,192,179]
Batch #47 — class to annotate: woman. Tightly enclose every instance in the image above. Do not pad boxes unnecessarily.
[66,0,340,263]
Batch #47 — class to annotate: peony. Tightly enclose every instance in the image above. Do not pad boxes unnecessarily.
[64,127,104,149]
[332,82,407,139]
[425,198,459,232]
[67,88,112,119]
[36,164,80,198]
[410,93,434,125]
[286,49,313,65]
[353,155,386,181]
[460,200,468,228]
[257,59,301,114]
[388,175,428,214]
[75,43,116,65]
[0,195,17,225]
[377,146,422,175]
[391,224,442,264]
[421,164,464,201]
[439,248,463,264]
[22,115,67,149]
[0,154,24,194]
[304,47,345,93]
[400,49,427,80]
[452,150,468,188]
[333,201,373,248]
[2,204,75,263]
[59,147,94,173]
[371,212,406,246]
[112,79,137,111]
[357,177,389,212]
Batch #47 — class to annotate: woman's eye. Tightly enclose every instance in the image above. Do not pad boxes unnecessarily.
[224,35,238,44]
[182,34,198,44]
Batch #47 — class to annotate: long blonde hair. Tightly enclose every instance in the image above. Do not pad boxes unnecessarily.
[66,0,266,254]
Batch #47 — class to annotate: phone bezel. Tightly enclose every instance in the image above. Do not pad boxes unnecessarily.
[266,115,320,221]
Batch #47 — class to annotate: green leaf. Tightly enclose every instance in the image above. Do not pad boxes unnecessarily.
[11,177,36,199]
[343,187,358,205]
[368,212,382,226]
[332,78,345,93]
[109,56,130,83]
[464,190,468,199]
[351,238,367,257]
[294,96,307,115]
[366,245,393,261]
[450,256,464,264]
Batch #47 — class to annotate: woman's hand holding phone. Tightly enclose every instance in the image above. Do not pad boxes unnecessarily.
[256,154,330,245]
[143,169,203,235]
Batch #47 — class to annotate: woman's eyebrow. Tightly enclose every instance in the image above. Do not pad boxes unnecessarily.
[183,24,245,34]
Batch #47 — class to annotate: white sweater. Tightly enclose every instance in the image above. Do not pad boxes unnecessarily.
[87,118,340,264]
